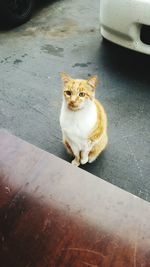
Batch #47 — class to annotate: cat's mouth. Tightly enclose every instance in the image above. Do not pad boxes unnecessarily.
[68,103,80,111]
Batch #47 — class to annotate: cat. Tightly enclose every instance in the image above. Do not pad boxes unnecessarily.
[60,72,108,166]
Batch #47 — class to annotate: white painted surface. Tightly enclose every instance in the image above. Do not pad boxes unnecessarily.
[100,0,150,55]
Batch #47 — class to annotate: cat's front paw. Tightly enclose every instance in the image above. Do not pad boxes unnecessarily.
[81,157,88,165]
[71,159,80,167]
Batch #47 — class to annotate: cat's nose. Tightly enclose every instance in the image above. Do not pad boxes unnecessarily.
[69,101,76,106]
[70,100,76,104]
[71,96,76,102]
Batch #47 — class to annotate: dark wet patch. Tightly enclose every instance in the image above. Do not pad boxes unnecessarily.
[13,59,22,65]
[0,56,11,64]
[4,56,11,61]
[41,44,64,57]
[90,28,95,32]
[21,53,28,58]
[72,62,91,68]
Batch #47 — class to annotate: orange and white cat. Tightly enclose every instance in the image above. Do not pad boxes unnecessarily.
[60,72,108,166]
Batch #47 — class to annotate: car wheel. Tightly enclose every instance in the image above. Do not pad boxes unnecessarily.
[0,0,35,26]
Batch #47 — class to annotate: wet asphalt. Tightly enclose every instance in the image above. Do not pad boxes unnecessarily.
[0,0,150,201]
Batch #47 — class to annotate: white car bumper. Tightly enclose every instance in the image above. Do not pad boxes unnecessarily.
[100,0,150,55]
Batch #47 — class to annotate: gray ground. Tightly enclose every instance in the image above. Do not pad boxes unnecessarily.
[0,0,150,201]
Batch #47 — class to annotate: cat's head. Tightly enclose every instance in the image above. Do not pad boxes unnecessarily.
[61,72,98,111]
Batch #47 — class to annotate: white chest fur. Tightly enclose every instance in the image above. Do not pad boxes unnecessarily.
[60,99,97,153]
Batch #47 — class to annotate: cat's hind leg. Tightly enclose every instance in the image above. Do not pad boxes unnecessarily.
[88,133,108,163]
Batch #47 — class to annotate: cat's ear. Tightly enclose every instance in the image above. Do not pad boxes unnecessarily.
[87,75,98,90]
[60,72,72,85]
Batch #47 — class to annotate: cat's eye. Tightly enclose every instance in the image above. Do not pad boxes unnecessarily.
[65,90,71,96]
[79,92,85,97]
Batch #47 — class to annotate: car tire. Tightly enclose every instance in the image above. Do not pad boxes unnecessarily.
[0,0,35,27]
